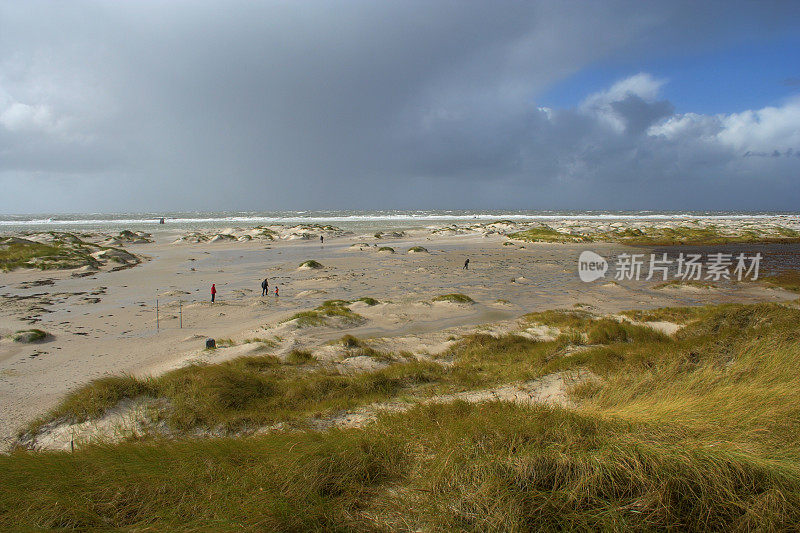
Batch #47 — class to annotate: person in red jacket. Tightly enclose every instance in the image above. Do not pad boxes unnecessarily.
[211,283,217,303]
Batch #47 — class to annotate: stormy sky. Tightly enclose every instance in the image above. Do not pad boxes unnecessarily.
[1,0,799,213]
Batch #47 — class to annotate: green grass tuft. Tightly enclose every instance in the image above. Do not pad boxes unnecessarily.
[285,350,316,365]
[524,309,595,329]
[586,319,670,344]
[621,306,705,324]
[11,329,49,343]
[285,300,365,328]
[299,259,323,269]
[432,293,474,304]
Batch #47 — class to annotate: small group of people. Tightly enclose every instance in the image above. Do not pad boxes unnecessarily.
[210,254,468,302]
[210,279,278,303]
[261,278,277,296]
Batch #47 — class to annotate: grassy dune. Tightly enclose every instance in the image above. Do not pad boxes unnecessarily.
[0,233,139,271]
[602,225,800,245]
[507,224,800,246]
[4,303,800,529]
[508,225,592,243]
[0,237,100,271]
[285,300,365,327]
[432,293,475,304]
[763,269,800,292]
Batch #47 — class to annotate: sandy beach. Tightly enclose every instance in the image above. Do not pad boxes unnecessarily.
[5,4,800,526]
[2,218,799,450]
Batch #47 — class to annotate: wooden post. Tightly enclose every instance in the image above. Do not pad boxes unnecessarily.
[179,301,183,329]
[156,299,159,331]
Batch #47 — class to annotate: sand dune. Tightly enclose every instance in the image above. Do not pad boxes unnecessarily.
[2,219,799,450]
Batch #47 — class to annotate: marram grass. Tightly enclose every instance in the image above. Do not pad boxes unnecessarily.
[6,302,800,530]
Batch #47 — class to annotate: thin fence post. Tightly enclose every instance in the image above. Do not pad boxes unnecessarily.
[156,299,159,331]
[180,301,183,329]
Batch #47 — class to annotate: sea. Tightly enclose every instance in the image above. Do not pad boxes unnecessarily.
[0,210,797,233]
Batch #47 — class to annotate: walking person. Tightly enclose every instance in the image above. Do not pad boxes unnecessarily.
[211,283,217,303]
[261,278,269,296]
[320,235,324,244]
[274,286,279,297]
[463,258,470,270]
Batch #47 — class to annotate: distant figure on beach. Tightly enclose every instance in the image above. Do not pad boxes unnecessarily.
[211,283,216,303]
[463,258,470,270]
[274,286,279,297]
[159,217,165,224]
[320,235,324,244]
[261,278,269,296]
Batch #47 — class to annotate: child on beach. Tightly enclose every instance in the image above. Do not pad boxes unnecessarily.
[211,283,217,303]
[274,286,279,297]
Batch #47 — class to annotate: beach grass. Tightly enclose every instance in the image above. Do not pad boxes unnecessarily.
[25,356,447,436]
[585,318,670,344]
[762,269,800,292]
[0,238,102,271]
[254,226,278,240]
[11,329,49,343]
[337,335,392,361]
[601,225,800,245]
[298,259,323,269]
[0,240,64,271]
[242,337,279,349]
[524,308,595,329]
[620,305,706,324]
[8,301,800,529]
[338,334,364,348]
[652,279,717,290]
[432,293,474,304]
[285,300,365,328]
[508,225,592,243]
[285,349,316,365]
[0,234,140,271]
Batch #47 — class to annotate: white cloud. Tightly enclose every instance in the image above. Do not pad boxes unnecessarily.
[648,97,800,155]
[646,112,720,140]
[717,99,800,152]
[581,73,666,110]
[0,101,58,133]
[577,73,668,133]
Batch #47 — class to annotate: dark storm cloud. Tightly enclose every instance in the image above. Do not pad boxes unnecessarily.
[1,0,799,212]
